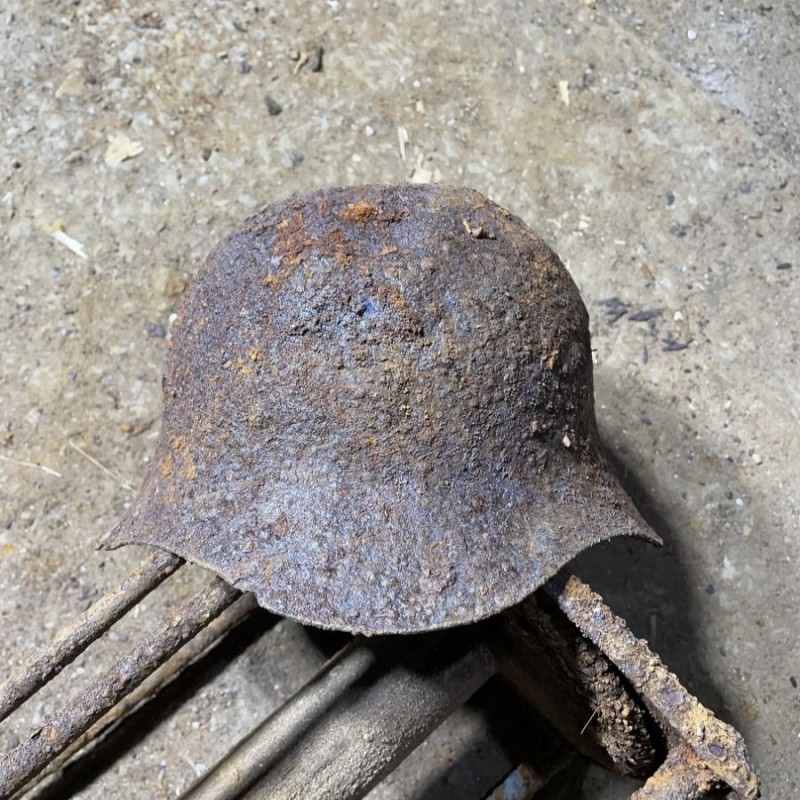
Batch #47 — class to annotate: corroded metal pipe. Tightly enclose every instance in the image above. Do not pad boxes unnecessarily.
[12,592,260,800]
[0,577,239,800]
[0,549,182,724]
[182,629,497,800]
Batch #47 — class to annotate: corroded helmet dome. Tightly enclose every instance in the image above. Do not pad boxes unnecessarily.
[106,184,658,634]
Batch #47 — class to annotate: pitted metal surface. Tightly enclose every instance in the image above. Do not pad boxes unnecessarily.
[106,184,659,633]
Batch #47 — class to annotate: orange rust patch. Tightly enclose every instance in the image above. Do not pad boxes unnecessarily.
[273,513,290,537]
[273,212,314,267]
[341,200,408,226]
[325,228,356,265]
[342,199,380,222]
[166,434,198,480]
[270,213,357,276]
[160,452,174,478]
[171,435,187,452]
[234,355,253,376]
[379,245,399,256]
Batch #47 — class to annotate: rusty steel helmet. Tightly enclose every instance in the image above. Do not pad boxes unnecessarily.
[106,184,659,634]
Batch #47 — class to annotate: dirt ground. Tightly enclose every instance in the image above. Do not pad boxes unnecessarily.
[1,1,797,798]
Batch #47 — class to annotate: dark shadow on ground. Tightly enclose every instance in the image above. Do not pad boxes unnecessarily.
[571,443,726,711]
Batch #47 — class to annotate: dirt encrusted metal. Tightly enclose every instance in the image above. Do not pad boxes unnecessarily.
[106,184,659,634]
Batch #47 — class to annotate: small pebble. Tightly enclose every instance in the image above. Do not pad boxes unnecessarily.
[629,309,662,322]
[705,583,715,595]
[687,29,697,41]
[665,190,675,206]
[791,676,798,689]
[776,262,792,270]
[238,61,252,75]
[135,11,163,29]
[264,95,283,116]
[144,321,167,338]
[309,46,324,72]
[751,452,763,465]
[281,151,304,169]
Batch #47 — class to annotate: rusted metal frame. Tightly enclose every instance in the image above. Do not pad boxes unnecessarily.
[630,741,722,800]
[10,592,260,800]
[0,549,183,724]
[0,577,240,800]
[545,572,759,799]
[181,630,498,800]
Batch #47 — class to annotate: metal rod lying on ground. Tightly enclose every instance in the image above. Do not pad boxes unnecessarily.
[182,629,498,800]
[0,549,182,724]
[0,577,239,800]
[11,593,260,800]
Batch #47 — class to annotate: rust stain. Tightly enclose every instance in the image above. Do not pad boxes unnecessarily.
[341,199,408,226]
[234,355,253,376]
[324,227,356,265]
[167,434,197,481]
[160,452,174,478]
[272,212,314,267]
[545,345,560,370]
[342,199,380,222]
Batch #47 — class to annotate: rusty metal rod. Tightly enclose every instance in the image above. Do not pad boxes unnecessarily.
[181,629,497,800]
[545,572,760,800]
[0,576,239,800]
[10,593,260,800]
[0,548,182,724]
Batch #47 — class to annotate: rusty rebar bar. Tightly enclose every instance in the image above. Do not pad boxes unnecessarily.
[0,549,182,724]
[545,572,760,800]
[11,593,260,800]
[0,576,239,800]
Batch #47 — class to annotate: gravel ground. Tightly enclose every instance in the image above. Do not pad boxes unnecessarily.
[1,1,797,798]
